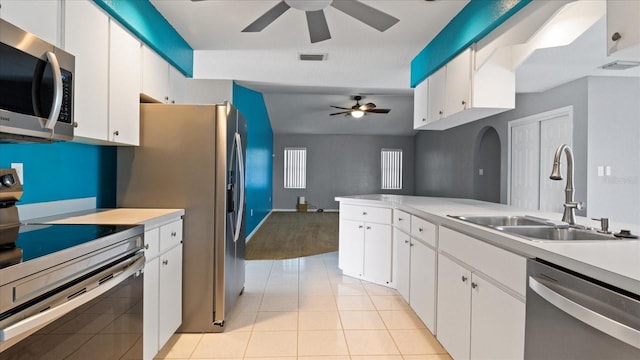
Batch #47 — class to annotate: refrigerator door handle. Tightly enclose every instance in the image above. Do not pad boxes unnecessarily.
[233,132,245,243]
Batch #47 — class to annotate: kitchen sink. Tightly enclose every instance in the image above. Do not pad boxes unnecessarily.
[496,226,621,241]
[449,215,551,227]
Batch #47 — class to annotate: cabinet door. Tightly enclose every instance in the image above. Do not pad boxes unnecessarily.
[409,240,436,333]
[470,274,525,360]
[444,48,472,117]
[158,244,183,348]
[363,223,392,285]
[437,254,471,360]
[141,46,170,103]
[427,66,446,123]
[64,0,109,141]
[413,79,429,129]
[392,228,411,301]
[143,257,159,360]
[607,0,640,57]
[339,219,365,278]
[109,20,141,145]
[169,66,187,104]
[0,0,59,45]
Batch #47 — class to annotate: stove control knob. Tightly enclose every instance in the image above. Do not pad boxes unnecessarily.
[1,174,16,187]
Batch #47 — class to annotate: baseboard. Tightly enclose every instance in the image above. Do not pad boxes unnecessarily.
[246,210,273,242]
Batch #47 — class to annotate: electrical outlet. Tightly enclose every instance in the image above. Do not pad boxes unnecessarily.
[478,168,484,176]
[605,166,612,176]
[11,163,23,185]
[250,209,254,216]
[597,166,604,177]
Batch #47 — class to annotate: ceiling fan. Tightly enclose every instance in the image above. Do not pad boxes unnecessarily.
[330,96,391,118]
[239,0,400,43]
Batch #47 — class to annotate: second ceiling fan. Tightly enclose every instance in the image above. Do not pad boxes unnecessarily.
[242,0,400,43]
[330,96,391,118]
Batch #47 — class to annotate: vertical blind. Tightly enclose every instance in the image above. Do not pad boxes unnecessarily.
[284,147,307,189]
[381,149,403,190]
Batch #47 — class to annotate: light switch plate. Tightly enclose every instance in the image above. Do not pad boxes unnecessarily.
[10,163,24,185]
[597,166,604,177]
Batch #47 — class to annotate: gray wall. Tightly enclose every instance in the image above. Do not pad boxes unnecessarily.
[414,77,589,206]
[274,134,415,210]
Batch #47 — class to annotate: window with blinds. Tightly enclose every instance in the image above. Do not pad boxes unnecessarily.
[284,147,307,189]
[381,149,403,190]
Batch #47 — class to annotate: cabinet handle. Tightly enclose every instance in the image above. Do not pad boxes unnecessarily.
[612,32,621,42]
[113,130,119,136]
[471,282,478,289]
[164,96,169,101]
[144,244,149,250]
[398,217,403,221]
[73,122,78,128]
[362,212,368,215]
[422,118,426,122]
[461,275,468,283]
[366,226,372,230]
[418,228,423,233]
[404,240,409,244]
[171,231,177,237]
[358,225,364,229]
[461,100,466,106]
[410,243,414,247]
[438,110,443,115]
[162,259,169,265]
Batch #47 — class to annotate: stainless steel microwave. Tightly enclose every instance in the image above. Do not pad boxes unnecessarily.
[0,18,74,143]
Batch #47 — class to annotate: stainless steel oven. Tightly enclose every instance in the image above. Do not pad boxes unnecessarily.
[0,224,144,359]
[525,259,640,360]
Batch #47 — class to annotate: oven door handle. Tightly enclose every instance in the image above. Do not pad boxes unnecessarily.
[0,257,144,342]
[529,276,640,350]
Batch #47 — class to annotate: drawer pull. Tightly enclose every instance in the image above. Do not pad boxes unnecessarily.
[471,282,478,289]
[418,228,423,233]
[362,212,368,216]
[358,225,364,229]
[366,226,372,230]
[461,275,468,283]
[398,217,403,221]
[404,240,409,244]
[171,231,177,237]
[162,259,169,266]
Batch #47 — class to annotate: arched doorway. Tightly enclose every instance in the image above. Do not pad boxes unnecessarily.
[474,126,501,203]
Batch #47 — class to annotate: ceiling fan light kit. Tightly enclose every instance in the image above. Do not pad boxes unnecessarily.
[242,0,400,43]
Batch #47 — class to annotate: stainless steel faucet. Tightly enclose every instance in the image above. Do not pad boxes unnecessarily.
[550,144,582,225]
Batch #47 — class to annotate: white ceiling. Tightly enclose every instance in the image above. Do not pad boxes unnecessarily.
[151,0,639,135]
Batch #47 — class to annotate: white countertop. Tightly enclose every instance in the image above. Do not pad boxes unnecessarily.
[38,208,185,228]
[336,195,640,295]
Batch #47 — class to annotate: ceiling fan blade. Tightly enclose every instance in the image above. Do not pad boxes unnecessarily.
[306,10,331,43]
[331,0,399,32]
[365,108,391,114]
[330,105,352,110]
[330,111,350,116]
[242,1,290,32]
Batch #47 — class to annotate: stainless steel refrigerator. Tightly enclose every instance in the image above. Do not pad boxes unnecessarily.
[117,103,246,332]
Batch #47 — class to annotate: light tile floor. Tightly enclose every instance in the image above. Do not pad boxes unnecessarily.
[155,251,451,360]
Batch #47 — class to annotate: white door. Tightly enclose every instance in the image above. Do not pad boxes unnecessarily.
[392,229,411,302]
[539,115,573,212]
[510,122,540,210]
[158,244,183,348]
[409,240,436,333]
[338,219,365,277]
[363,223,392,285]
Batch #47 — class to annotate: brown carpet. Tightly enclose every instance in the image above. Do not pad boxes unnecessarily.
[246,212,339,260]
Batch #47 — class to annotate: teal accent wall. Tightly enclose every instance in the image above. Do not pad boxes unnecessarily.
[232,83,274,235]
[93,0,193,77]
[410,0,532,87]
[0,142,117,207]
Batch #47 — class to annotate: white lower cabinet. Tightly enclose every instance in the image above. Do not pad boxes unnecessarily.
[339,204,392,286]
[392,228,411,300]
[143,219,183,360]
[437,227,526,360]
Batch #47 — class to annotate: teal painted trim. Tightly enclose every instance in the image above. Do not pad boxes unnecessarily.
[0,142,117,207]
[410,0,532,87]
[93,0,193,77]
[232,83,274,235]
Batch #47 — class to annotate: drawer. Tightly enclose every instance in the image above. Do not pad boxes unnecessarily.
[144,227,160,260]
[160,220,183,253]
[393,209,411,233]
[411,216,436,248]
[340,203,391,224]
[439,227,526,296]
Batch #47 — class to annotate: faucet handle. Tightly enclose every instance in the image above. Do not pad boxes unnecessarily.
[564,201,584,210]
[591,217,610,233]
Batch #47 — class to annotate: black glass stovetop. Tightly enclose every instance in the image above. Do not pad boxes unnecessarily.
[0,224,139,269]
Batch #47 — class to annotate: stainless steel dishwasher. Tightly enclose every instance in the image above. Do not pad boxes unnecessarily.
[525,259,640,359]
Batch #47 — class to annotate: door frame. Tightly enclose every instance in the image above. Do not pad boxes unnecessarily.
[507,106,574,206]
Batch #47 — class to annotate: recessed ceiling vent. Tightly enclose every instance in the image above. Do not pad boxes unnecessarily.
[299,53,327,61]
[600,60,640,70]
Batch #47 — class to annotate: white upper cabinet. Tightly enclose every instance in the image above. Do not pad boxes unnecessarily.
[413,79,429,128]
[607,0,640,58]
[169,66,188,104]
[414,46,515,131]
[0,0,60,45]
[141,45,171,103]
[64,0,109,142]
[109,20,141,145]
